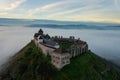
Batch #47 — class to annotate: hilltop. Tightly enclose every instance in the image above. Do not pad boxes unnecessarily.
[0,40,120,80]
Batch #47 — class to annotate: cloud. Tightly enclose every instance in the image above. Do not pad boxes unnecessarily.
[114,0,120,9]
[47,4,103,18]
[47,0,106,18]
[5,0,26,10]
[28,0,105,16]
[0,0,26,11]
[0,0,119,23]
[28,1,66,15]
[63,13,120,23]
[27,0,87,15]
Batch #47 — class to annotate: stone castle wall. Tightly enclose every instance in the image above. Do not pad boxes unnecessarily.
[51,52,70,69]
[34,39,55,56]
[34,38,88,69]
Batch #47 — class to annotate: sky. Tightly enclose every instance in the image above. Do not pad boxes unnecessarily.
[0,0,120,23]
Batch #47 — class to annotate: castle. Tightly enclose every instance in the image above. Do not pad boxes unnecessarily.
[34,29,88,69]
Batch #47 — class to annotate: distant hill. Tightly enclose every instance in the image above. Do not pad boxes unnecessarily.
[0,18,119,26]
[0,40,120,80]
[0,18,86,26]
[0,18,120,30]
[27,24,120,30]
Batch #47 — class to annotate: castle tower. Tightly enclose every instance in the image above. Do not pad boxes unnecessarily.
[38,29,43,35]
[38,35,43,43]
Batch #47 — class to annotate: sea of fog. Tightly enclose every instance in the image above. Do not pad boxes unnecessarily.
[0,26,120,68]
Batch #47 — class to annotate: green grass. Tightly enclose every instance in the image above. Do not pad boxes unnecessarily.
[1,41,57,80]
[56,52,120,80]
[59,42,72,49]
[1,41,120,80]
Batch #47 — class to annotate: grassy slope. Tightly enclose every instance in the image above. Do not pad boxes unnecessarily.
[58,52,120,80]
[1,41,120,80]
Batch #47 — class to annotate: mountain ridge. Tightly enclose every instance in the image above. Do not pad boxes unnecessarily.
[0,18,120,26]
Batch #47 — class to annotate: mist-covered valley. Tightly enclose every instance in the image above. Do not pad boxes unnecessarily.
[0,25,120,68]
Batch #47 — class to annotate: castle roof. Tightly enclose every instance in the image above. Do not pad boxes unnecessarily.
[38,34,59,49]
[43,39,58,47]
[38,29,43,35]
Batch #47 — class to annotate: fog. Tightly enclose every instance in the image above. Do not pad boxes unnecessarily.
[0,26,39,66]
[0,26,120,67]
